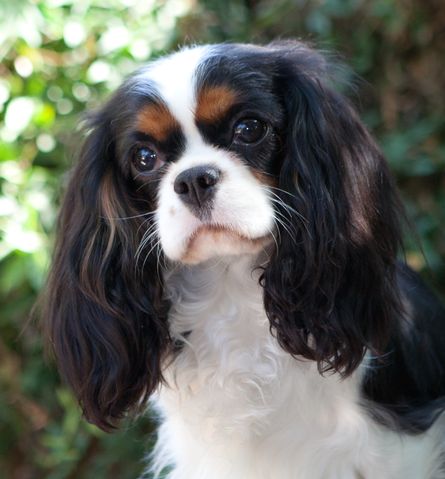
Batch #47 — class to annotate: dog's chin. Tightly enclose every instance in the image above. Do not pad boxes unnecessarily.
[175,225,272,265]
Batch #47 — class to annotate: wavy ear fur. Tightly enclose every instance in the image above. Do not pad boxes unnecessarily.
[44,99,169,430]
[263,44,404,375]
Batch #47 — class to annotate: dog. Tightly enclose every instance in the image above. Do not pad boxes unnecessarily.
[44,42,445,478]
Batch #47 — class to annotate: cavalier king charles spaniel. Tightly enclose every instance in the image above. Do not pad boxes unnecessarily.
[45,42,445,478]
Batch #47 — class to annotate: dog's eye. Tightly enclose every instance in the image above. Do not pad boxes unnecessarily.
[233,118,267,145]
[132,146,159,172]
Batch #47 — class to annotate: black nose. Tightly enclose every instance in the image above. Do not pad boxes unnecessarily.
[174,165,221,213]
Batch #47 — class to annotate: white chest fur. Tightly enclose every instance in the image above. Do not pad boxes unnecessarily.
[149,257,445,479]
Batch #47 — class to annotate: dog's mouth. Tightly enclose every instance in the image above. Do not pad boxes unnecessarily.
[179,224,272,264]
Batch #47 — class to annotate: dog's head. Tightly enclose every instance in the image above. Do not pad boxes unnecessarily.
[44,42,403,430]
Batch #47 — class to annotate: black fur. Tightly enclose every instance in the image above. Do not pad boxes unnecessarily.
[44,85,172,430]
[364,263,445,432]
[262,43,404,375]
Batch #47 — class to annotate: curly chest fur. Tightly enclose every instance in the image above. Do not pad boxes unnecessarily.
[150,258,444,479]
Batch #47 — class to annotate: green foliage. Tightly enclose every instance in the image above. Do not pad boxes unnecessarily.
[1,0,443,477]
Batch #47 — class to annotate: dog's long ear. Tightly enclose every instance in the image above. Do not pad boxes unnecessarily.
[44,97,169,430]
[262,43,403,375]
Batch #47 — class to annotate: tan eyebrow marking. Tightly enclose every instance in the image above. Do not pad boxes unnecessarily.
[135,103,179,141]
[195,85,238,123]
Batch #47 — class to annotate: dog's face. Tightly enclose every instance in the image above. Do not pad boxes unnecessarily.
[45,42,403,430]
[117,45,287,264]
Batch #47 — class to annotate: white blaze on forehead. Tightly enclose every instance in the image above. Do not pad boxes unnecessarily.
[138,45,212,140]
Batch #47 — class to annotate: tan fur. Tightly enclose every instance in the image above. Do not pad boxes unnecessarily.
[136,103,179,141]
[195,86,238,123]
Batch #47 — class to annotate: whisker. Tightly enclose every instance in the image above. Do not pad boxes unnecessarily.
[267,198,300,237]
[135,224,159,265]
[137,216,156,236]
[274,213,300,241]
[264,188,308,223]
[137,222,158,248]
[109,211,156,221]
[156,240,164,284]
[263,187,312,239]
[135,229,158,262]
[136,176,163,192]
[267,185,298,198]
[142,238,162,272]
[273,215,298,245]
[266,225,279,252]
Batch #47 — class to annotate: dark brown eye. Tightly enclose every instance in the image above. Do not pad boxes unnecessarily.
[132,146,158,172]
[233,118,267,144]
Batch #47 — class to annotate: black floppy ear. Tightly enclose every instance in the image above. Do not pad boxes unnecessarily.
[263,43,403,375]
[44,99,169,430]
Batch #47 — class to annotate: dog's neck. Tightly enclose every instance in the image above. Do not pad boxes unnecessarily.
[165,254,267,341]
[154,254,373,479]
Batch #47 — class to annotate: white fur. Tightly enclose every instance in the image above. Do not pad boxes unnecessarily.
[156,148,275,262]
[136,46,445,478]
[149,257,445,479]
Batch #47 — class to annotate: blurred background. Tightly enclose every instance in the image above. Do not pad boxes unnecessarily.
[0,0,444,477]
